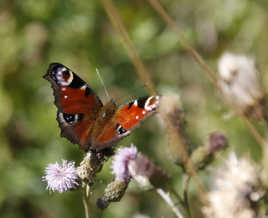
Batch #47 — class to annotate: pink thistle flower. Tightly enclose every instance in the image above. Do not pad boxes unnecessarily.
[43,160,79,193]
[111,145,138,181]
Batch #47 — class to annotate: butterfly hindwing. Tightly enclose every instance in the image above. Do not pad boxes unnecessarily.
[44,63,103,150]
[91,96,160,150]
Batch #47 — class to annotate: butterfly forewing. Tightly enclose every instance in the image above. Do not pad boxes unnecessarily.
[44,63,103,150]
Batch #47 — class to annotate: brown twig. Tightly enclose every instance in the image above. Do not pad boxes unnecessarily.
[101,0,156,96]
[147,0,218,85]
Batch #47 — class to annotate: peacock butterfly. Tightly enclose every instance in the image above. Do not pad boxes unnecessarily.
[43,63,160,151]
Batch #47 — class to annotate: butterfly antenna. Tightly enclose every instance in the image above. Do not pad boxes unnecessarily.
[96,68,110,100]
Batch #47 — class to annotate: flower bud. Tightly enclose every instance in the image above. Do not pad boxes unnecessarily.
[190,131,228,169]
[207,131,228,154]
[97,179,129,209]
[77,151,105,184]
[158,93,189,165]
[190,146,210,170]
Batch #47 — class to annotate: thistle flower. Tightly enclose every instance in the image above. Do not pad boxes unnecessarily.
[43,160,79,193]
[207,131,228,154]
[111,145,168,189]
[203,152,264,218]
[218,53,264,118]
[111,145,138,181]
[128,153,169,189]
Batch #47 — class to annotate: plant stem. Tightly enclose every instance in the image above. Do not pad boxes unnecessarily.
[82,184,91,218]
[157,188,185,218]
[183,175,192,218]
[168,186,185,208]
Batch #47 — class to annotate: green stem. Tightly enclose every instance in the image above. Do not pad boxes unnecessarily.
[157,188,185,218]
[82,184,91,218]
[168,186,186,208]
[183,175,192,218]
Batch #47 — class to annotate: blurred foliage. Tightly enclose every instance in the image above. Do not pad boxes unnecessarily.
[1,0,268,217]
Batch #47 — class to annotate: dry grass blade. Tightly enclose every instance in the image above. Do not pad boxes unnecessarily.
[147,0,217,85]
[101,0,156,96]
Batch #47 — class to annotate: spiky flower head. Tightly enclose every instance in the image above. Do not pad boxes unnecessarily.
[111,145,138,181]
[203,152,264,218]
[43,160,79,193]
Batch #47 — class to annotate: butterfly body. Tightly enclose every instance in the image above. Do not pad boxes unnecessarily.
[44,63,160,151]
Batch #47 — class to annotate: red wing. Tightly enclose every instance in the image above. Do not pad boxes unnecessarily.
[91,96,160,150]
[115,96,160,130]
[44,63,103,150]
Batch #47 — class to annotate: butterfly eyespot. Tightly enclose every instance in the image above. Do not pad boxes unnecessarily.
[62,113,83,125]
[55,68,74,86]
[62,69,70,78]
[116,124,128,135]
[144,96,160,111]
[63,113,76,124]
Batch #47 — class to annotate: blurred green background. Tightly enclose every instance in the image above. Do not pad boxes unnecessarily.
[1,0,268,217]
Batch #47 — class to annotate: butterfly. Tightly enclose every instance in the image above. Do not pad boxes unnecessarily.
[43,63,160,151]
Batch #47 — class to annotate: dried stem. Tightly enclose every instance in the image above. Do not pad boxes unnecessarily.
[146,0,266,149]
[157,188,185,218]
[147,0,217,85]
[101,0,156,95]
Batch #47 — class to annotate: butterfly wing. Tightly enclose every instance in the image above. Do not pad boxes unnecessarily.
[44,63,103,150]
[91,96,160,150]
